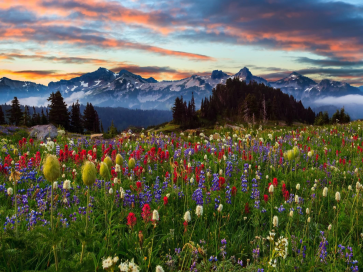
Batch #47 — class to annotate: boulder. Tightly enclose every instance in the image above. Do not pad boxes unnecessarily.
[213,133,221,140]
[29,124,58,142]
[90,133,103,140]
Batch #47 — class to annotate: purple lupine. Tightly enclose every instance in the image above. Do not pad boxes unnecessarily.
[318,231,328,263]
[225,185,232,204]
[211,174,220,191]
[192,188,204,205]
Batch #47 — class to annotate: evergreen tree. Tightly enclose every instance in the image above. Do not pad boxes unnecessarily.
[0,106,6,125]
[242,99,250,123]
[7,97,23,126]
[191,92,196,116]
[271,96,278,120]
[172,97,183,124]
[47,91,70,129]
[107,120,118,137]
[70,100,83,133]
[35,113,41,125]
[94,110,101,133]
[315,111,330,126]
[262,95,267,124]
[41,109,48,125]
[331,107,350,124]
[83,103,94,132]
[23,106,31,127]
[83,103,100,133]
[101,121,104,133]
[31,106,37,126]
[285,105,294,126]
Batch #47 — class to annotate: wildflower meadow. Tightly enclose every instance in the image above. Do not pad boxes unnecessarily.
[0,123,362,271]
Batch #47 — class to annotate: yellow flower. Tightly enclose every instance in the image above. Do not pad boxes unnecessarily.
[128,157,136,170]
[293,146,299,157]
[82,161,97,186]
[104,156,113,170]
[116,154,124,166]
[286,150,295,161]
[43,154,60,182]
[99,162,109,179]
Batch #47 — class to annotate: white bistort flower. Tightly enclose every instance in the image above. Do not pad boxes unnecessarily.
[155,265,165,272]
[335,191,341,202]
[152,210,159,221]
[323,187,328,197]
[195,205,203,217]
[63,179,71,190]
[120,187,125,199]
[7,187,13,195]
[273,216,279,227]
[183,211,191,222]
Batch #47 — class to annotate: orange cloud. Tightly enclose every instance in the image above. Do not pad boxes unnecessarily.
[0,53,121,66]
[0,69,84,83]
[0,26,214,61]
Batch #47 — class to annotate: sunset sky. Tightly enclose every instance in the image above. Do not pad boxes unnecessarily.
[0,0,362,86]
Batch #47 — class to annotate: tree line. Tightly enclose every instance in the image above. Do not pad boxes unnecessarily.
[172,77,316,127]
[1,91,173,133]
[314,108,351,126]
[2,91,101,133]
[171,93,198,128]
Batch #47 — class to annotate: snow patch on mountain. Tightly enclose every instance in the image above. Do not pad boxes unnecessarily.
[137,93,162,103]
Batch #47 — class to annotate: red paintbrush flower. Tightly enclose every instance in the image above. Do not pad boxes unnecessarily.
[219,177,225,189]
[141,204,151,223]
[127,212,137,229]
[273,178,278,187]
[244,202,250,214]
[264,194,269,203]
[231,186,237,196]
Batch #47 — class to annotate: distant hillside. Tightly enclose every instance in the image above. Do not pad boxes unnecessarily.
[88,106,172,131]
[312,105,340,117]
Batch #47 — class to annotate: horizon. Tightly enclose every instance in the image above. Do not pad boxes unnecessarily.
[0,0,363,86]
[1,66,360,87]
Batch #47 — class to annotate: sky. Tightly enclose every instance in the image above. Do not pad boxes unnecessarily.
[0,0,363,86]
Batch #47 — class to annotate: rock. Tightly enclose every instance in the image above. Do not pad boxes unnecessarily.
[91,133,103,140]
[184,129,197,135]
[213,133,221,140]
[225,124,241,130]
[29,124,58,141]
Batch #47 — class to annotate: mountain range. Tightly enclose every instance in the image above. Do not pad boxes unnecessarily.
[1,67,362,110]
